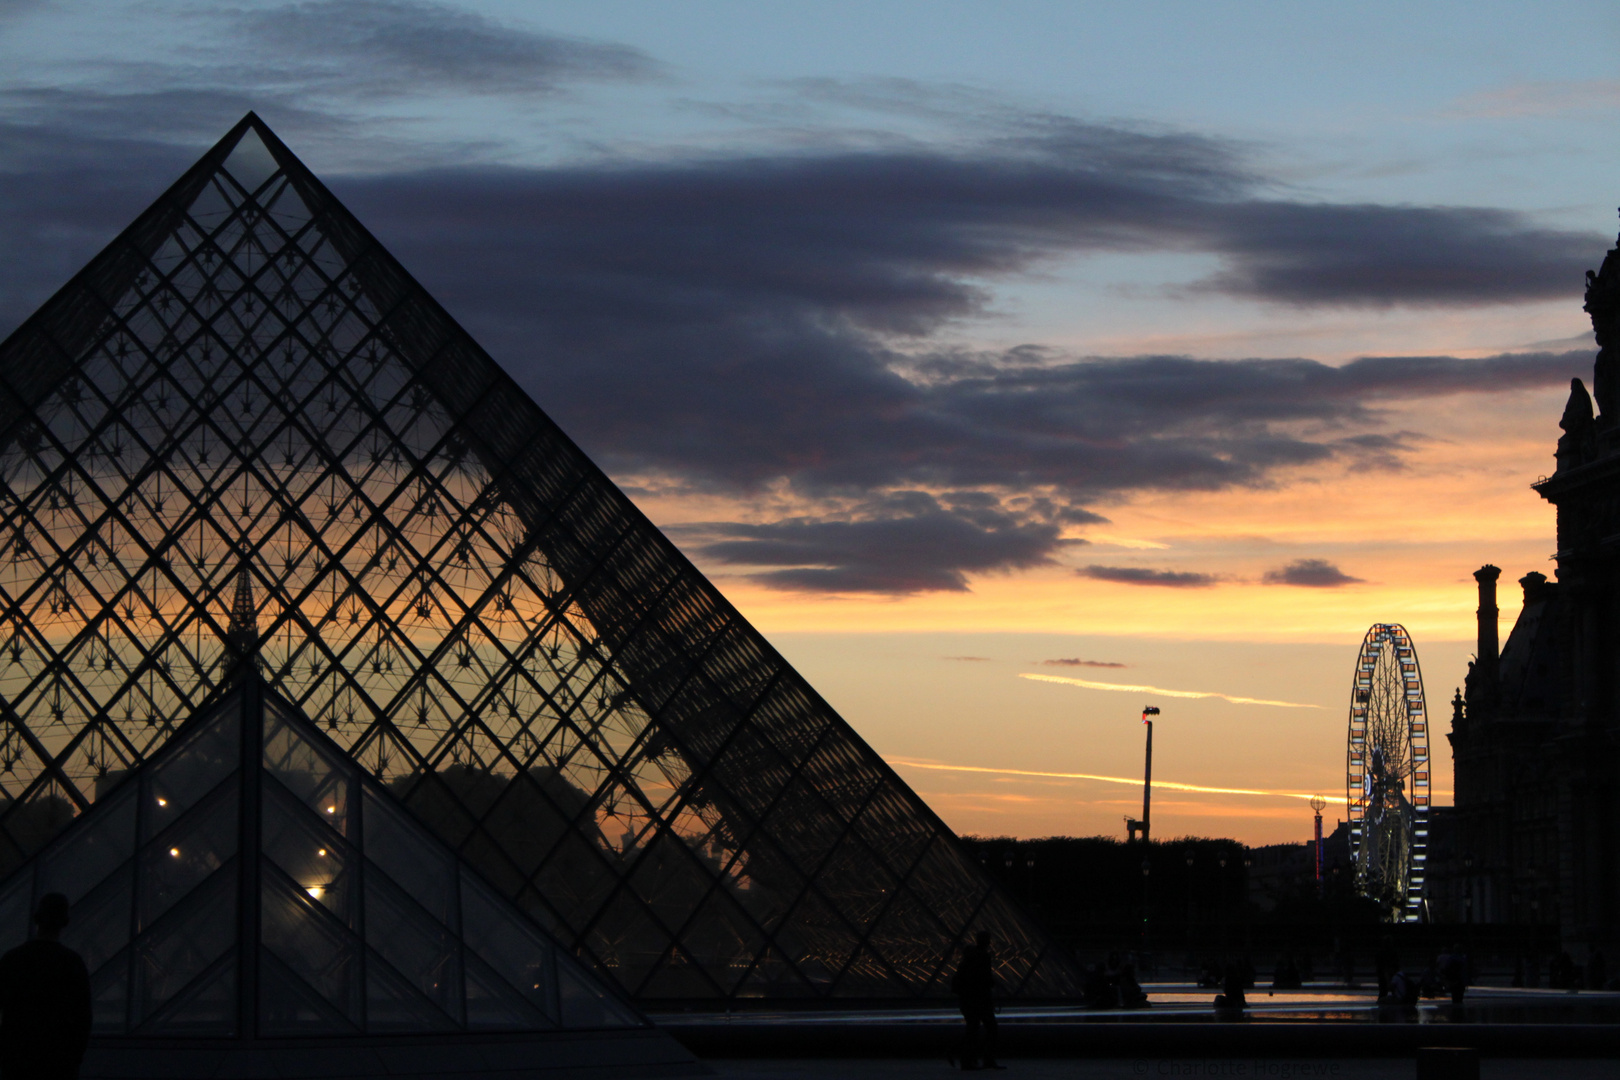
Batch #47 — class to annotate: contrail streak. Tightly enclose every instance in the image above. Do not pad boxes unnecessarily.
[1019,672,1321,709]
[889,759,1328,802]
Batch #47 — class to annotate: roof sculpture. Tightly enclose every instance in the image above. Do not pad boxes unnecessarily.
[0,115,1079,1003]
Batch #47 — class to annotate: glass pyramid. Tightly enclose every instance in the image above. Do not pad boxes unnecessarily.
[0,657,643,1036]
[0,114,1080,1002]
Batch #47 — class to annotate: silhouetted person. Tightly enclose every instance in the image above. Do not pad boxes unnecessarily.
[0,894,91,1080]
[1439,944,1468,1006]
[1550,950,1576,990]
[1587,948,1606,990]
[1374,935,1398,999]
[1106,951,1147,1009]
[1271,952,1301,992]
[1080,962,1112,1009]
[950,932,999,1070]
[1213,959,1247,1017]
[1378,968,1419,1022]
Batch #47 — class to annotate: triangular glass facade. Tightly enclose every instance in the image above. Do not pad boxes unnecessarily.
[0,114,1080,1002]
[0,673,642,1036]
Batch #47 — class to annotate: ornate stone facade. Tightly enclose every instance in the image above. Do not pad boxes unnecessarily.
[1450,224,1620,949]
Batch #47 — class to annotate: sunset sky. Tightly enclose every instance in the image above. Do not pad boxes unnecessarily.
[2,1,1617,844]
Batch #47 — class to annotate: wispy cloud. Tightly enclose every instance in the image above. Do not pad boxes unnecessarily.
[891,759,1327,801]
[1042,658,1128,668]
[944,655,990,662]
[1018,672,1321,709]
[1080,564,1218,588]
[1262,558,1364,587]
[1447,79,1620,119]
[234,0,662,98]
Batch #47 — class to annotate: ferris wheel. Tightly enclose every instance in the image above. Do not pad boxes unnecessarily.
[1345,623,1430,922]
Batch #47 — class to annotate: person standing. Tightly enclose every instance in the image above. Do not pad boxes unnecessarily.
[950,931,1000,1070]
[0,894,92,1080]
[1439,944,1468,1007]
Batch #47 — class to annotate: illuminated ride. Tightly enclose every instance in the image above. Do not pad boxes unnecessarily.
[1345,623,1430,922]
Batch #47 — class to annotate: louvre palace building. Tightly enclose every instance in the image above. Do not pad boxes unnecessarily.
[0,116,1078,1075]
[1451,222,1620,957]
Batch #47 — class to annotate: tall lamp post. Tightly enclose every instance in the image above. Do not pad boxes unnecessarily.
[1310,795,1326,897]
[1140,706,1160,842]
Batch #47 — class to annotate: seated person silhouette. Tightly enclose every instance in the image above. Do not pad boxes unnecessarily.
[1213,959,1247,1017]
[0,894,92,1080]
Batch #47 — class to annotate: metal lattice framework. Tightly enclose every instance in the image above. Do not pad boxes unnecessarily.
[0,666,646,1036]
[1345,622,1429,922]
[0,115,1080,1003]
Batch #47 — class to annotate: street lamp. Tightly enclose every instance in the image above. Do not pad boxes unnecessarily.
[1137,706,1160,843]
[1184,849,1196,950]
[1141,857,1152,951]
[1463,854,1474,924]
[1242,853,1253,956]
[1309,795,1327,896]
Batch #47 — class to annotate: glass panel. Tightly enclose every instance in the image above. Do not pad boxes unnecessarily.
[0,870,33,956]
[132,867,236,1025]
[638,949,720,999]
[464,952,550,1031]
[459,869,555,1018]
[37,785,135,902]
[137,953,236,1037]
[734,945,817,999]
[361,788,455,925]
[558,960,640,1029]
[90,951,129,1034]
[365,948,458,1033]
[363,871,461,1024]
[141,697,240,840]
[262,780,354,927]
[61,864,133,976]
[222,128,279,193]
[138,778,238,929]
[259,868,361,1028]
[264,705,353,837]
[259,948,355,1036]
[667,890,765,998]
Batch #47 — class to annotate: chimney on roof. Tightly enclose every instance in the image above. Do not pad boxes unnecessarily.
[1474,565,1501,692]
[1520,570,1550,606]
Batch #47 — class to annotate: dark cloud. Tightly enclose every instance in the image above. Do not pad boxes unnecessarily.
[1262,559,1365,587]
[1041,658,1128,668]
[684,493,1061,593]
[1079,565,1219,588]
[1204,201,1596,307]
[311,155,1592,510]
[236,1,660,97]
[0,94,1600,594]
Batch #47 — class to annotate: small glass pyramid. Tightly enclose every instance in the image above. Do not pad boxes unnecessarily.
[0,114,1080,1002]
[0,656,643,1036]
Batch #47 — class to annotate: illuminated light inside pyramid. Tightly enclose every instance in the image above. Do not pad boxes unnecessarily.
[0,118,1080,1002]
[0,679,645,1036]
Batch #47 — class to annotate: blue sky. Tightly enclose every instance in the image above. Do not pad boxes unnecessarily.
[1,1,1616,841]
